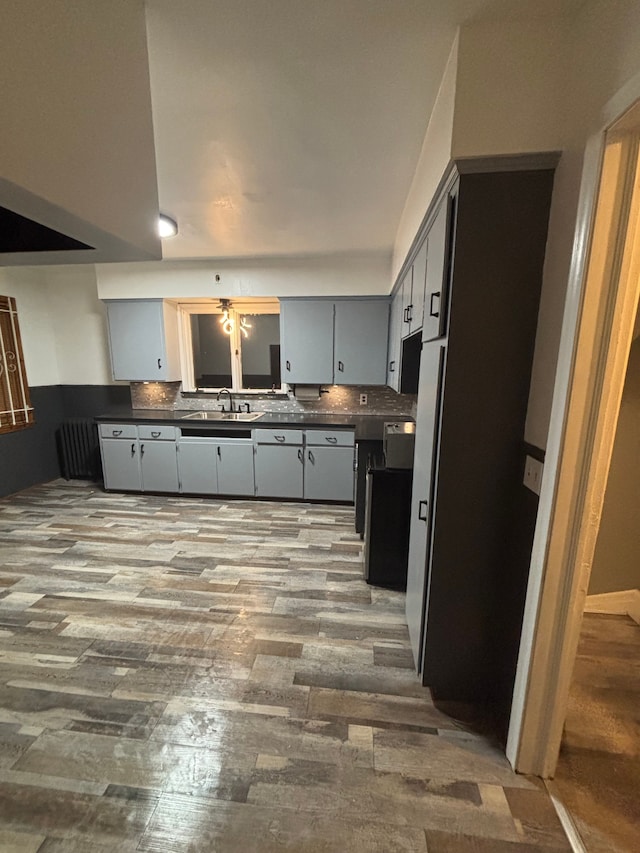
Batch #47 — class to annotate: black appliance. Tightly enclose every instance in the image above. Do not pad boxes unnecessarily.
[363,453,412,589]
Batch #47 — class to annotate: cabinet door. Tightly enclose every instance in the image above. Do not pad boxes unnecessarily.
[304,445,354,502]
[334,300,389,385]
[106,300,180,381]
[254,444,304,499]
[405,343,446,671]
[177,440,218,494]
[401,268,413,339]
[387,290,403,391]
[139,440,179,492]
[410,239,427,335]
[100,438,142,492]
[216,442,255,496]
[422,199,452,343]
[280,300,334,384]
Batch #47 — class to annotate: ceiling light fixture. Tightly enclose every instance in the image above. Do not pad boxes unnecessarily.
[218,299,234,335]
[158,213,178,238]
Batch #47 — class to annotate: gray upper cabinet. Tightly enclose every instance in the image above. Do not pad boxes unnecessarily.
[400,267,413,339]
[280,300,334,384]
[387,290,403,391]
[333,300,389,385]
[280,298,389,386]
[106,300,181,381]
[410,240,427,335]
[422,199,452,343]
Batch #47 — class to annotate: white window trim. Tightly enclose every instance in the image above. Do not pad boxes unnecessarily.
[177,301,281,394]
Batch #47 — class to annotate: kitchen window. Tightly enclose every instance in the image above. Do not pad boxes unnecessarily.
[179,300,281,392]
[0,295,34,434]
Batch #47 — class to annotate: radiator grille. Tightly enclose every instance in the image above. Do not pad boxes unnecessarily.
[58,419,101,480]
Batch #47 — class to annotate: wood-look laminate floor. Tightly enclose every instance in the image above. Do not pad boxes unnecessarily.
[552,612,640,853]
[0,480,572,852]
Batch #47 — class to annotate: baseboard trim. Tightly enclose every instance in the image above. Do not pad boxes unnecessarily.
[584,589,640,624]
[544,782,588,853]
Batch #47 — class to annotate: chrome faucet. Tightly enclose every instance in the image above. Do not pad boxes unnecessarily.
[216,388,234,412]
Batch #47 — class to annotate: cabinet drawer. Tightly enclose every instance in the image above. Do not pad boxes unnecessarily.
[138,425,177,441]
[253,429,304,445]
[99,423,137,440]
[306,429,355,447]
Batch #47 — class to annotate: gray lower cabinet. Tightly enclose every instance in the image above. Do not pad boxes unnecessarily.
[254,443,304,499]
[177,439,254,495]
[216,441,255,495]
[139,439,179,493]
[304,445,354,501]
[177,440,218,494]
[100,437,141,492]
[100,423,178,493]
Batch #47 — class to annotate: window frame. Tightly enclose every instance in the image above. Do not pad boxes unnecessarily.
[0,295,34,435]
[177,300,281,393]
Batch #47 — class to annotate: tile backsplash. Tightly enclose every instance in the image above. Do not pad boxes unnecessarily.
[130,382,415,417]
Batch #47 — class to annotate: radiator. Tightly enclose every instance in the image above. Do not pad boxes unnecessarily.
[58,419,101,480]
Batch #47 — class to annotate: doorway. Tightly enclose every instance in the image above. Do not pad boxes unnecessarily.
[507,100,640,779]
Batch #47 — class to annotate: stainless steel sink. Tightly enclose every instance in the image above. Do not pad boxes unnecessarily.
[181,411,265,422]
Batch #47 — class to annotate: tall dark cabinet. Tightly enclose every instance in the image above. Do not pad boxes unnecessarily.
[404,158,556,725]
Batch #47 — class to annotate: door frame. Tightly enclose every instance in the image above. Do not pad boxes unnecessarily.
[507,79,640,776]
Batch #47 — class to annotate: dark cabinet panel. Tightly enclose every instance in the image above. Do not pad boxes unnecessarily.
[406,165,555,724]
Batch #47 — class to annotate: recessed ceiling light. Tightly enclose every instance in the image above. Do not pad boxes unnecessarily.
[158,214,178,238]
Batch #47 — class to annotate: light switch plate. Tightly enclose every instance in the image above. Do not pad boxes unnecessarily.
[523,455,544,495]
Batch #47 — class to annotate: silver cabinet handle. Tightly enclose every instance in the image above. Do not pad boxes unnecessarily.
[151,431,161,438]
[418,499,428,521]
[275,435,286,443]
[112,429,122,437]
[325,436,337,444]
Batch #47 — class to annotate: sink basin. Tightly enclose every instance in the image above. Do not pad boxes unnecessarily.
[181,411,264,422]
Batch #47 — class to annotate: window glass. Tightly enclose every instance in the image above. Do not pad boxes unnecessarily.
[191,314,232,388]
[239,314,280,389]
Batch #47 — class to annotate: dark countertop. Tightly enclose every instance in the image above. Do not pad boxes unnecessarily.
[95,408,414,441]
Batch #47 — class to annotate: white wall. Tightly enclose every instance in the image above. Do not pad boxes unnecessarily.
[45,267,114,386]
[452,20,568,159]
[0,0,159,262]
[589,337,640,594]
[392,35,458,282]
[525,0,640,448]
[0,269,59,387]
[95,252,391,300]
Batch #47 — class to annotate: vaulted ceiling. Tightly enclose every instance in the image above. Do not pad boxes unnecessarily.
[146,0,585,261]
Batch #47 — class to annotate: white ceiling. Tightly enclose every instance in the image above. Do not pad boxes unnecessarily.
[145,0,585,261]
